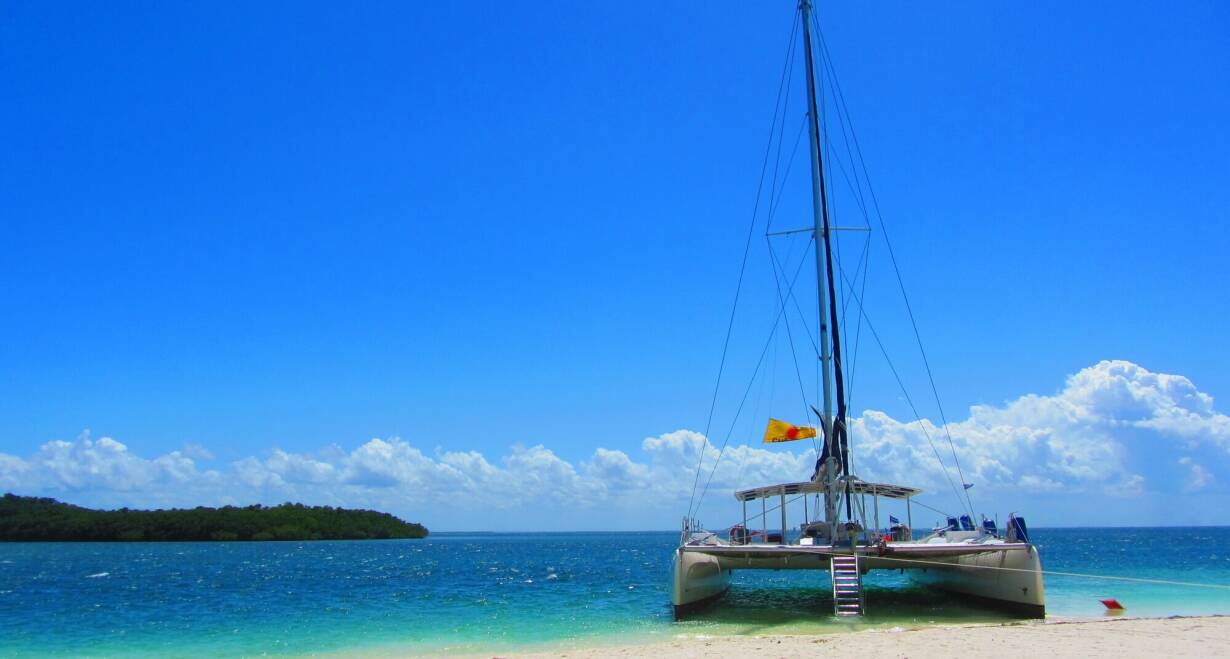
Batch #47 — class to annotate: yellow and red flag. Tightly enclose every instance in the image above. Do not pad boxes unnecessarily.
[763,418,817,443]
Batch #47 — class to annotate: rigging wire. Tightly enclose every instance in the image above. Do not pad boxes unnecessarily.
[776,245,822,360]
[768,237,822,454]
[812,132,873,421]
[763,120,816,356]
[764,116,817,452]
[694,242,816,515]
[810,10,873,408]
[801,0,854,522]
[842,236,871,415]
[907,497,955,520]
[835,259,972,516]
[766,117,809,232]
[813,13,976,516]
[761,237,808,450]
[811,112,874,415]
[686,10,801,521]
[763,47,800,234]
[693,7,980,524]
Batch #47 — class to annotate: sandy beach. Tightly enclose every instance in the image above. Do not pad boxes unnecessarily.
[502,616,1230,658]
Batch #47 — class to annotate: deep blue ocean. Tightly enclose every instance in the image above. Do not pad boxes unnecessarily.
[1,528,1228,656]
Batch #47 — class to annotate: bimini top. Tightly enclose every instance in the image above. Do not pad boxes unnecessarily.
[734,478,921,502]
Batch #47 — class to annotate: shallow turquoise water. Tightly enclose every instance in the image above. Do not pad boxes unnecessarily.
[0,528,1227,656]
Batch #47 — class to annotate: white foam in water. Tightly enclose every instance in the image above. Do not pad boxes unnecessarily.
[85,572,109,578]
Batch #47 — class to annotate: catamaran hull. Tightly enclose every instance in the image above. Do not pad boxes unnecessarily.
[905,544,1045,617]
[671,547,731,617]
[673,542,1045,617]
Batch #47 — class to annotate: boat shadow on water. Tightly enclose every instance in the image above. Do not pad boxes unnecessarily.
[674,576,1021,633]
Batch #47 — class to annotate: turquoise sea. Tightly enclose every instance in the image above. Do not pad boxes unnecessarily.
[1,527,1228,657]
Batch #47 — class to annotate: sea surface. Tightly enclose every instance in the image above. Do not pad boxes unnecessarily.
[1,527,1228,657]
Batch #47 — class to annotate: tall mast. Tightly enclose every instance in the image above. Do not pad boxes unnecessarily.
[800,0,852,528]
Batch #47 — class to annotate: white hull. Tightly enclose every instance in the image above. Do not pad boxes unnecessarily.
[672,541,1045,618]
[905,544,1045,617]
[671,547,731,616]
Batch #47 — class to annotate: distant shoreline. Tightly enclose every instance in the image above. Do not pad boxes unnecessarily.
[0,493,428,541]
[0,537,428,543]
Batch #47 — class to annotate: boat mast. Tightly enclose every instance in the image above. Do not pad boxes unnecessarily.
[800,0,852,530]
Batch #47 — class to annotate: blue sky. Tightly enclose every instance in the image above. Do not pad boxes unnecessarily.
[2,2,1228,530]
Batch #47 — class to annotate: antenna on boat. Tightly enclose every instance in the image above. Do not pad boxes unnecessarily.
[800,0,853,530]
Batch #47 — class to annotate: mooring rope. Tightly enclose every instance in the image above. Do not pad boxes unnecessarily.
[869,554,1230,591]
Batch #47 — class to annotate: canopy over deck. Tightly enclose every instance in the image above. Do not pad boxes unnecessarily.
[734,478,921,502]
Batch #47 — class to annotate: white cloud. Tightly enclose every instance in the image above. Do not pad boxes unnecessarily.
[179,442,214,461]
[0,453,30,491]
[1178,456,1214,492]
[24,432,206,492]
[0,360,1225,528]
[847,360,1230,499]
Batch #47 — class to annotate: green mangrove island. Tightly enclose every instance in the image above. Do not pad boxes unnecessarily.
[0,493,428,541]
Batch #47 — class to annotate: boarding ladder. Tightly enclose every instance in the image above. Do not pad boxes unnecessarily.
[830,554,863,616]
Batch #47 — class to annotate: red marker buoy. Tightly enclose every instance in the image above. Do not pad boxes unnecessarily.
[1100,598,1124,610]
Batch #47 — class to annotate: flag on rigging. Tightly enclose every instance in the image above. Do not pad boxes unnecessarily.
[963,483,974,490]
[763,418,817,443]
[889,515,900,525]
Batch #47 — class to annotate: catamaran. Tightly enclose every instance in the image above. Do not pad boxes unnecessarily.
[671,1,1045,619]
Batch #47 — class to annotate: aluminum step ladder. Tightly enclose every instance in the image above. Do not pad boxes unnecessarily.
[830,554,864,616]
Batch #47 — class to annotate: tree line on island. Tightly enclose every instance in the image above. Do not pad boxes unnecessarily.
[0,493,428,541]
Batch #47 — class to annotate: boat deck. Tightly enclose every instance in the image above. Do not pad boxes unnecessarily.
[682,539,1033,568]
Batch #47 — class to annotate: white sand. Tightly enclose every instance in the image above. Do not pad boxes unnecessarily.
[499,616,1230,659]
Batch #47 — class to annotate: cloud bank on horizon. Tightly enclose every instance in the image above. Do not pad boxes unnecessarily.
[2,360,1226,529]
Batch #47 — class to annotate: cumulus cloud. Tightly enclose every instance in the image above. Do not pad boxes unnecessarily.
[179,442,214,461]
[843,361,1230,506]
[1178,457,1214,492]
[14,431,217,493]
[0,360,1225,527]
